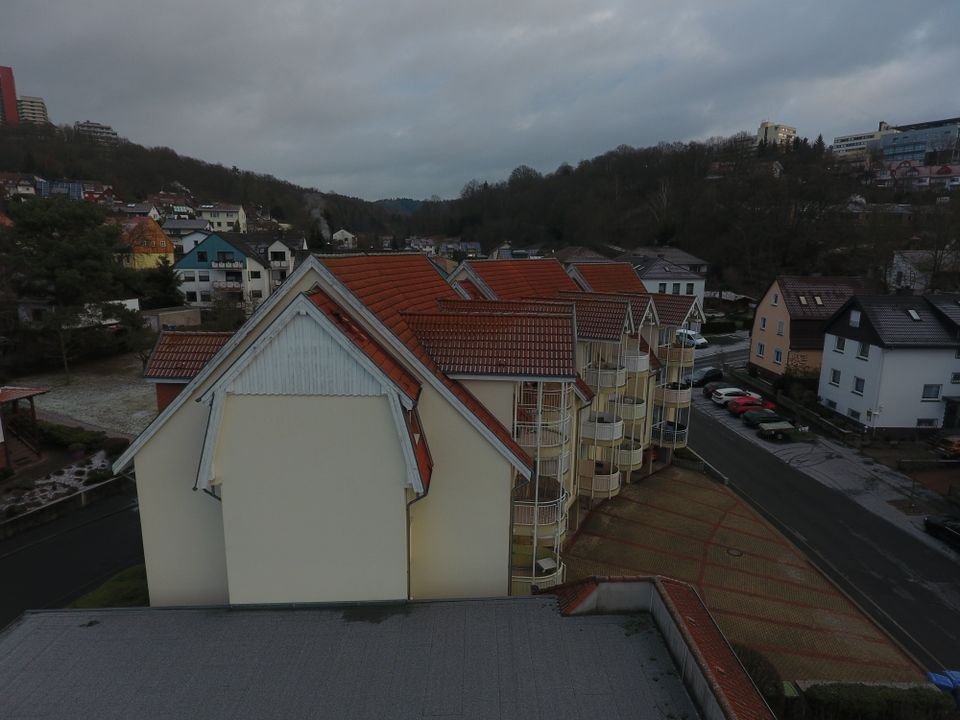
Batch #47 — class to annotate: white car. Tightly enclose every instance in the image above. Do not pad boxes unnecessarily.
[675,329,708,348]
[711,387,761,405]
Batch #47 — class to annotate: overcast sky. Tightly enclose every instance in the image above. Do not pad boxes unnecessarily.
[3,1,958,200]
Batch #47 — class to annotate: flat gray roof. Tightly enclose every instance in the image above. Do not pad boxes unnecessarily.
[0,598,698,719]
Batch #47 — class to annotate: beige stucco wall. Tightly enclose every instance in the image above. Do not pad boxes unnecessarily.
[461,379,515,429]
[409,383,514,599]
[216,394,409,604]
[134,399,229,606]
[750,280,792,376]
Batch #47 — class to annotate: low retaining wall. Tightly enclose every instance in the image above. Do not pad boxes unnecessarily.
[0,476,135,540]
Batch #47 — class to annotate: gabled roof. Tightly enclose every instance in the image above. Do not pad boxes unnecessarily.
[404,311,577,378]
[775,276,865,320]
[628,255,702,281]
[649,293,700,327]
[925,293,960,328]
[558,289,654,328]
[567,261,648,294]
[115,217,176,255]
[452,278,485,299]
[549,293,630,341]
[461,259,580,299]
[622,246,708,268]
[828,295,960,348]
[144,331,234,381]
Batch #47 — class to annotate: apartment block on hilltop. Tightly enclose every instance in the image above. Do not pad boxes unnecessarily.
[0,66,19,125]
[16,96,48,125]
[74,120,119,145]
[757,120,797,147]
[749,276,864,379]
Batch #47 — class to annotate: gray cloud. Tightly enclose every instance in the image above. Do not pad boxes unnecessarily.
[3,1,958,200]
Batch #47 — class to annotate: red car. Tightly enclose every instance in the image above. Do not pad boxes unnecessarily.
[727,396,777,415]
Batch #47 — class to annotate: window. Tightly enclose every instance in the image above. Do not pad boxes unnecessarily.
[216,251,233,262]
[814,296,823,306]
[185,291,197,302]
[672,282,681,294]
[857,342,869,359]
[774,349,783,364]
[181,271,195,282]
[249,270,261,279]
[658,283,667,293]
[825,399,837,409]
[907,309,921,322]
[834,336,845,353]
[685,282,694,295]
[196,251,208,262]
[952,372,960,384]
[270,251,286,262]
[799,295,807,306]
[848,408,861,421]
[756,342,765,358]
[199,291,211,302]
[917,418,937,427]
[853,377,865,395]
[922,384,942,400]
[771,292,779,306]
[830,369,841,386]
[776,320,784,336]
[760,317,767,331]
[850,309,861,328]
[198,272,210,282]
[251,290,263,299]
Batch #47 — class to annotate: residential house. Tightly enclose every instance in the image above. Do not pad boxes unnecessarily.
[144,331,233,412]
[196,203,247,234]
[36,179,85,201]
[221,231,308,289]
[140,306,202,333]
[0,173,37,199]
[749,276,864,379]
[331,228,357,249]
[120,203,162,222]
[173,233,271,310]
[818,294,960,433]
[617,253,706,305]
[162,218,212,240]
[887,248,960,293]
[115,217,176,269]
[623,246,710,275]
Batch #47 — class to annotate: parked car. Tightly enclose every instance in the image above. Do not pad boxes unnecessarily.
[690,367,723,387]
[741,409,788,428]
[934,436,960,459]
[756,420,794,442]
[711,387,761,405]
[675,329,708,348]
[727,397,777,415]
[702,381,726,399]
[924,515,960,552]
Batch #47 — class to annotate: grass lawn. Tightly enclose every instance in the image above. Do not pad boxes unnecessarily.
[69,564,148,609]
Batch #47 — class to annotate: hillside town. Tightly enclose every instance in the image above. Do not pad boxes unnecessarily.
[2,34,960,720]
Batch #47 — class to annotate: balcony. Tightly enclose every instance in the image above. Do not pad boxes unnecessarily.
[617,396,646,421]
[211,260,243,269]
[511,557,565,596]
[514,415,571,451]
[582,363,627,390]
[578,461,621,498]
[652,422,688,447]
[518,386,573,414]
[616,441,644,468]
[270,259,289,268]
[211,280,242,290]
[538,450,570,479]
[667,345,695,366]
[654,383,692,406]
[513,491,567,540]
[580,411,624,442]
[625,352,650,373]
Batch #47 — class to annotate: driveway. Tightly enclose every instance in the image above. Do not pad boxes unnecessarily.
[565,467,923,683]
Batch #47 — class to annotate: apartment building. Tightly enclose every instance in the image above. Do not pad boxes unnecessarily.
[757,120,797,147]
[16,96,48,125]
[818,294,960,433]
[197,203,247,233]
[74,120,119,144]
[173,233,271,310]
[0,66,19,125]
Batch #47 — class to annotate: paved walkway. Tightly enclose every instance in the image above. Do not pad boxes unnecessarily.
[565,467,924,684]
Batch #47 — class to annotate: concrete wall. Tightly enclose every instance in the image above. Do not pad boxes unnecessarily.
[409,383,514,599]
[216,395,409,603]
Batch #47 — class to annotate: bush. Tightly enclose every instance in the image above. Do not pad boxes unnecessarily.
[802,683,956,720]
[38,421,107,453]
[702,319,737,334]
[732,643,785,717]
[83,468,113,486]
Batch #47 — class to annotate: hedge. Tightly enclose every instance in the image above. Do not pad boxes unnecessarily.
[37,422,130,458]
[802,683,956,720]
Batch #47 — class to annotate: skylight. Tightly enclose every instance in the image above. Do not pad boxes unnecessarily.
[799,296,808,305]
[813,296,823,306]
[907,309,922,322]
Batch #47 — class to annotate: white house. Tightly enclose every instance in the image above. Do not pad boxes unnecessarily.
[332,228,357,249]
[197,203,247,234]
[174,233,271,311]
[818,294,960,433]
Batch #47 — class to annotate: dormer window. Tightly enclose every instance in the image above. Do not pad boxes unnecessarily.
[850,309,861,328]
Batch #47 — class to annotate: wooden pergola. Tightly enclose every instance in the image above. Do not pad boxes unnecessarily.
[0,386,49,469]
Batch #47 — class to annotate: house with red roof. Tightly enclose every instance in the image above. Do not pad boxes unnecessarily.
[143,331,234,411]
[113,216,176,269]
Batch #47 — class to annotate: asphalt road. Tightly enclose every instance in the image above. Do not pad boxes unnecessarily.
[689,406,960,671]
[0,494,144,630]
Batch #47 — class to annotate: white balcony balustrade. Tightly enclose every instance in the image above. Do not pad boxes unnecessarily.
[580,411,624,442]
[583,363,627,389]
[654,383,692,406]
[625,352,650,373]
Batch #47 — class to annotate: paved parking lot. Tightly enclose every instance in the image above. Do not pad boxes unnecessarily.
[565,467,924,683]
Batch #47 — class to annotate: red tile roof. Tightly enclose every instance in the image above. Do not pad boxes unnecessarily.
[0,386,48,403]
[321,255,532,471]
[574,375,595,402]
[404,311,577,378]
[144,332,234,380]
[538,293,629,341]
[650,293,698,326]
[565,290,652,327]
[776,276,865,319]
[454,279,486,300]
[464,259,580,299]
[569,262,648,294]
[436,298,574,316]
[405,408,433,491]
[111,217,176,255]
[307,288,422,403]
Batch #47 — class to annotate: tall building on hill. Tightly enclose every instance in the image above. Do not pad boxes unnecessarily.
[74,120,119,144]
[17,96,48,125]
[757,120,797,147]
[0,66,19,126]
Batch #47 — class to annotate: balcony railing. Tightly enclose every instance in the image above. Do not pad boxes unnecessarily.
[617,396,646,421]
[667,346,696,366]
[270,259,288,268]
[653,424,688,447]
[582,364,627,389]
[211,280,242,290]
[580,411,624,442]
[625,353,650,373]
[211,260,243,269]
[616,443,644,468]
[514,415,571,449]
[655,384,692,405]
[511,561,565,596]
[579,462,621,497]
[518,387,573,414]
[538,450,570,478]
[513,491,567,530]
